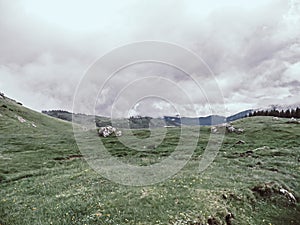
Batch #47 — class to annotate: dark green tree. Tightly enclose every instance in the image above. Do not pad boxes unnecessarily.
[285,109,291,118]
[296,107,300,118]
[279,110,285,118]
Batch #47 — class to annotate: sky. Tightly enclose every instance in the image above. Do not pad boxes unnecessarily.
[0,0,299,117]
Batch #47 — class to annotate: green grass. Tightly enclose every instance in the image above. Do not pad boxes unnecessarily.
[0,96,299,225]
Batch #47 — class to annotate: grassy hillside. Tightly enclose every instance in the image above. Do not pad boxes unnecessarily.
[0,96,299,225]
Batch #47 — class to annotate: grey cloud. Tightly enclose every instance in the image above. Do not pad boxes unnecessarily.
[0,0,299,116]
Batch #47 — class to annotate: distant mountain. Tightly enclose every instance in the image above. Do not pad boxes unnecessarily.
[164,115,227,126]
[226,109,254,122]
[164,109,253,126]
[199,115,226,126]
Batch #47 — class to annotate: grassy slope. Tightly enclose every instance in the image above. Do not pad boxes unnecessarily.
[0,96,299,225]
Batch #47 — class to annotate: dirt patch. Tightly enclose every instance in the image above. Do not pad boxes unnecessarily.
[251,182,297,203]
[252,182,279,197]
[207,217,221,225]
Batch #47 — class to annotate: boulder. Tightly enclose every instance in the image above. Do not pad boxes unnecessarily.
[225,123,244,134]
[98,126,122,137]
[287,117,299,124]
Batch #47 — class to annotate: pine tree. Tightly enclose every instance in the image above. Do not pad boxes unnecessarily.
[296,107,300,118]
[285,109,291,118]
[279,110,285,118]
[291,109,296,118]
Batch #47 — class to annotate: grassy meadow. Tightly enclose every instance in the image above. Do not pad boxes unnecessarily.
[0,96,299,225]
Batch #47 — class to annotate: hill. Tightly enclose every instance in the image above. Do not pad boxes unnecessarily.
[226,109,253,122]
[43,109,253,128]
[1,95,300,224]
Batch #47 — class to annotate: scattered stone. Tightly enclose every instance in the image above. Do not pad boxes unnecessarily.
[236,128,244,134]
[252,182,297,203]
[279,188,296,203]
[239,150,253,157]
[226,125,235,133]
[268,167,279,172]
[226,123,244,134]
[146,144,157,149]
[287,117,300,124]
[17,116,26,123]
[225,213,234,225]
[235,140,246,145]
[207,217,220,225]
[211,126,218,133]
[31,123,37,128]
[253,146,270,152]
[115,130,122,137]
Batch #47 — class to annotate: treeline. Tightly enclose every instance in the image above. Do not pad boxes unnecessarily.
[42,110,73,121]
[248,107,300,118]
[42,110,72,114]
[42,110,154,129]
[128,116,153,129]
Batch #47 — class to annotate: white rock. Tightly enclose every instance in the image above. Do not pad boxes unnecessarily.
[115,130,122,137]
[98,126,121,137]
[227,126,235,133]
[211,126,218,133]
[279,188,296,202]
[17,116,26,123]
[236,128,244,134]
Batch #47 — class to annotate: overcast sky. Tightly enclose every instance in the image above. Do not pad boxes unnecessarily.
[0,0,299,117]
